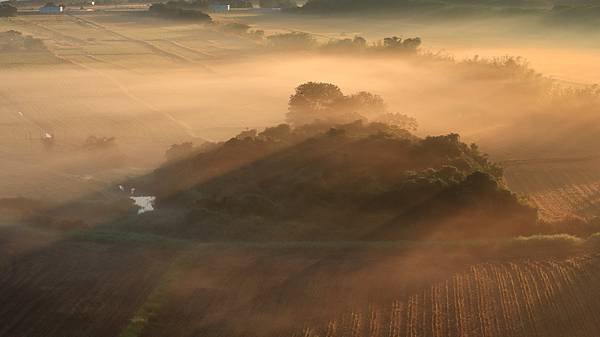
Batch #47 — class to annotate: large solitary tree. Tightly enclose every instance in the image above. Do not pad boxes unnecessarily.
[287,82,347,125]
[287,82,416,130]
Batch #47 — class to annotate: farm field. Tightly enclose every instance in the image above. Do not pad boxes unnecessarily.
[0,12,270,203]
[1,231,600,337]
[504,156,600,222]
[0,232,178,337]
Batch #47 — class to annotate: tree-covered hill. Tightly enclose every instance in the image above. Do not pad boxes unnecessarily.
[134,118,535,241]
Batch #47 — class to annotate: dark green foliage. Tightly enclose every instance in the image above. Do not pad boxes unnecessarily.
[380,36,422,51]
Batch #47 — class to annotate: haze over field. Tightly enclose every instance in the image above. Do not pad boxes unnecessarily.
[2,2,600,336]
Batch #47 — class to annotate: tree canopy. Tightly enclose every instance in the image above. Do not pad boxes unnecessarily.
[287,81,416,130]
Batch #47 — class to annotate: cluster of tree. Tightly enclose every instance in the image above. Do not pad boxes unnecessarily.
[266,32,422,54]
[218,22,265,39]
[0,3,17,17]
[266,31,317,49]
[286,81,417,129]
[380,36,422,51]
[321,35,421,53]
[0,31,47,52]
[320,36,366,51]
[148,2,212,21]
[455,55,544,82]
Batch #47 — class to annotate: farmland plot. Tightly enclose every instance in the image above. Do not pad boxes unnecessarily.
[0,66,198,202]
[504,157,600,221]
[0,13,258,68]
[136,246,600,337]
[293,257,600,337]
[0,235,178,337]
[1,231,600,337]
[0,14,274,202]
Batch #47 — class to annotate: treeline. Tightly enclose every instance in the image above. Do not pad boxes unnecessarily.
[260,31,422,53]
[205,21,423,54]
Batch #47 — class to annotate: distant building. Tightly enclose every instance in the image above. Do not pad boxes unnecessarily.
[39,3,64,14]
[209,4,230,12]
